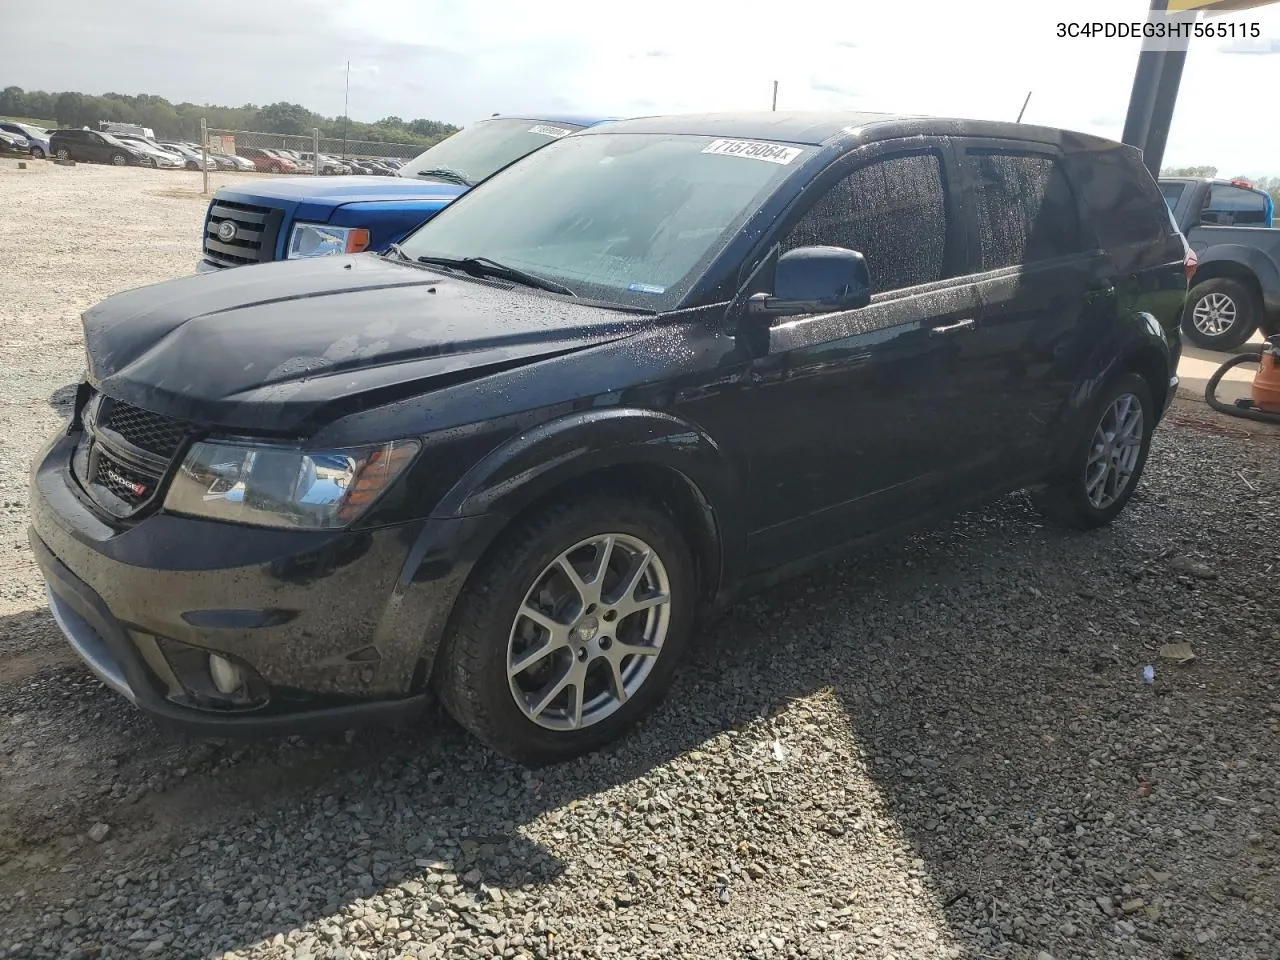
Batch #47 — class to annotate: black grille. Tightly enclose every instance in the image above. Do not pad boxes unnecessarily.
[94,449,157,506]
[101,401,192,459]
[203,200,283,268]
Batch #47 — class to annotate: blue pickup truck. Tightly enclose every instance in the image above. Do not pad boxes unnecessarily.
[198,114,613,271]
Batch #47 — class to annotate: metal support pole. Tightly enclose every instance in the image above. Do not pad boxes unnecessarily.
[1122,0,1190,178]
[200,118,208,195]
[312,127,320,176]
[771,81,778,111]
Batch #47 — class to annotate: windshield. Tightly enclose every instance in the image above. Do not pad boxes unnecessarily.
[398,118,586,186]
[398,132,807,311]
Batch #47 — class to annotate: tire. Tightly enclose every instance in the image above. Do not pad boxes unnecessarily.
[269,163,282,173]
[30,146,45,159]
[110,153,128,166]
[1182,277,1260,351]
[56,147,71,161]
[1031,373,1155,530]
[150,157,160,169]
[435,493,697,766]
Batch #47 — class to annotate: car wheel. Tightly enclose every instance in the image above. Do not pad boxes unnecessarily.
[56,147,71,161]
[1182,278,1260,351]
[110,153,128,165]
[435,493,696,766]
[1031,372,1155,530]
[269,163,281,173]
[31,146,45,159]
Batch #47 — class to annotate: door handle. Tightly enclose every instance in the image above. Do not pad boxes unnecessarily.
[928,318,976,337]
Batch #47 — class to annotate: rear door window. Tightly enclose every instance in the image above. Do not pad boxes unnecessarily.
[1205,185,1268,226]
[1160,182,1186,210]
[781,151,950,293]
[1064,146,1170,250]
[964,150,1087,270]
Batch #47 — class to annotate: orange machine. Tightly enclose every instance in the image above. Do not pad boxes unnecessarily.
[1207,335,1280,422]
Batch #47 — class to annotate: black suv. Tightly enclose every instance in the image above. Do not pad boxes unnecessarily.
[31,112,1188,764]
[49,128,148,166]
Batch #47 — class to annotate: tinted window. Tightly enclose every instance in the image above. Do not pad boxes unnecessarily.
[1065,145,1169,249]
[1206,185,1267,225]
[782,152,948,293]
[966,151,1085,270]
[1160,182,1186,209]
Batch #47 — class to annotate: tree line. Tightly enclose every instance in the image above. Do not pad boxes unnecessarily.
[1163,165,1280,206]
[0,87,459,147]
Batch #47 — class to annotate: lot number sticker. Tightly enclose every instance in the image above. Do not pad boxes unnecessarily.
[529,124,573,138]
[701,139,803,165]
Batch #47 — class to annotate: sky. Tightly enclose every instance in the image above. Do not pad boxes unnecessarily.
[5,0,1280,175]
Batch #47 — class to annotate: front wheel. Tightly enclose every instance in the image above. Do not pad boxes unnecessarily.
[110,153,128,165]
[435,494,696,766]
[30,146,45,159]
[1031,373,1155,530]
[56,147,71,161]
[1182,278,1260,351]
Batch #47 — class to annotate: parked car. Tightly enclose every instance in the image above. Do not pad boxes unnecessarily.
[297,151,348,175]
[110,135,186,169]
[198,114,614,270]
[0,120,50,158]
[1160,176,1280,350]
[0,129,29,155]
[33,112,1188,763]
[236,146,299,173]
[49,128,151,166]
[160,142,218,171]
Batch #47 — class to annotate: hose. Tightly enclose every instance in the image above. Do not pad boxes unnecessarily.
[1204,348,1280,424]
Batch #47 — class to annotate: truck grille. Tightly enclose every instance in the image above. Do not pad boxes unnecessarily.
[73,392,197,518]
[203,200,285,268]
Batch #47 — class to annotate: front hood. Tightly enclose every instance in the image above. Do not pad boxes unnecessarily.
[85,255,641,436]
[215,175,467,206]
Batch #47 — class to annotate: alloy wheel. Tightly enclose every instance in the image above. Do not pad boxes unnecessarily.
[1191,292,1237,337]
[507,533,671,731]
[56,148,70,161]
[1085,393,1144,510]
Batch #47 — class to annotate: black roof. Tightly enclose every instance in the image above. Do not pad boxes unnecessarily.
[583,111,1126,153]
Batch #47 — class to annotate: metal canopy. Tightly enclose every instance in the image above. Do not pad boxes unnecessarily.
[1123,0,1278,176]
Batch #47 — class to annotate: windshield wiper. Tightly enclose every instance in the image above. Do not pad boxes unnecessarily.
[415,255,577,297]
[384,242,410,261]
[414,167,473,187]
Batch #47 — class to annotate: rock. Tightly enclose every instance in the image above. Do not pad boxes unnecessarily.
[747,863,767,880]
[87,823,111,843]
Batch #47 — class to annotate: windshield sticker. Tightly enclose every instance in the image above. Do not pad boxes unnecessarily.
[528,124,573,138]
[701,139,803,165]
[627,282,667,295]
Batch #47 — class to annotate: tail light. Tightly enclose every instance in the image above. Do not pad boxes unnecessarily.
[1230,178,1253,189]
[1184,246,1198,284]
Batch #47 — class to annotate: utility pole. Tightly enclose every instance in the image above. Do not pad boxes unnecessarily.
[771,81,779,111]
[1016,91,1032,123]
[342,60,351,160]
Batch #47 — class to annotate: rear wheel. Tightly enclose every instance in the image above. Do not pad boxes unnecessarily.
[1031,373,1155,530]
[435,494,696,766]
[56,147,71,161]
[1182,277,1260,351]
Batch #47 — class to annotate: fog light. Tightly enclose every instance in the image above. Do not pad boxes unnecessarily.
[208,654,244,695]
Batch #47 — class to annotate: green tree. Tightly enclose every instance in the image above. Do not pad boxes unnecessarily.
[1161,165,1218,178]
[254,101,317,135]
[0,86,25,117]
[54,91,87,127]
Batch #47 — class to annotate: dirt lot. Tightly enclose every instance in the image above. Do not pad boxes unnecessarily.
[0,163,1278,960]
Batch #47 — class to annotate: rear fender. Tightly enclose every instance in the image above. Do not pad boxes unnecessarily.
[1051,310,1175,469]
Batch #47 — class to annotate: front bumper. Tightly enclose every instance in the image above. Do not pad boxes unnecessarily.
[28,429,493,735]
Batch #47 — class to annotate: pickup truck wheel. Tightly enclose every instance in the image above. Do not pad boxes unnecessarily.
[1031,373,1154,530]
[1182,278,1260,351]
[435,494,696,766]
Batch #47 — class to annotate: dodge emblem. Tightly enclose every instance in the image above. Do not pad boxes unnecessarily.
[217,220,237,243]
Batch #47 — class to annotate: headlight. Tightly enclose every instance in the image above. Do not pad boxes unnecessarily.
[164,439,420,529]
[286,223,372,259]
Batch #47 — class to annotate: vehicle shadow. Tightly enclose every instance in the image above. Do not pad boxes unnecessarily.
[0,487,1268,958]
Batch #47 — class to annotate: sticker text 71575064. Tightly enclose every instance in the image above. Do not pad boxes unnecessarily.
[700,139,804,165]
[528,124,573,138]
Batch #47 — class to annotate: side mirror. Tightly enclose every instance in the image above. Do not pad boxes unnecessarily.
[746,246,871,319]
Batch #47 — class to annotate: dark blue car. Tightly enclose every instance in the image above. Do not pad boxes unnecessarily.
[197,114,615,271]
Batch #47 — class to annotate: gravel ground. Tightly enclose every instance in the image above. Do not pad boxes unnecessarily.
[1,163,1278,960]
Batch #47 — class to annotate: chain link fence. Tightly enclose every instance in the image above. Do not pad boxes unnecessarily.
[202,124,426,178]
